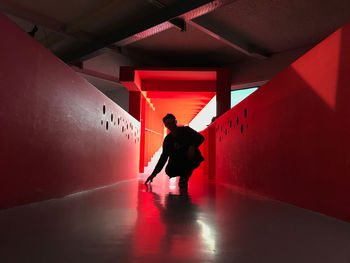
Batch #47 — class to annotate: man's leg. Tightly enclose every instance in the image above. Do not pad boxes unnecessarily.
[178,176,189,187]
[178,167,194,187]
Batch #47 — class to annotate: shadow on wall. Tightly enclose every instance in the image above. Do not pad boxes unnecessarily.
[215,22,350,222]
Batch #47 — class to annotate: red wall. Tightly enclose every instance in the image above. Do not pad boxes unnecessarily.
[144,98,164,166]
[0,14,140,210]
[190,128,209,185]
[215,22,350,222]
[190,126,216,187]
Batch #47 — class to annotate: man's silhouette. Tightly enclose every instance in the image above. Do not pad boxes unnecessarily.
[145,113,204,187]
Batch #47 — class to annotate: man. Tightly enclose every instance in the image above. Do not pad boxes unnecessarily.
[145,113,205,187]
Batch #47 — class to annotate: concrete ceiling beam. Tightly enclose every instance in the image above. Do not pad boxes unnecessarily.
[189,18,269,59]
[59,0,237,64]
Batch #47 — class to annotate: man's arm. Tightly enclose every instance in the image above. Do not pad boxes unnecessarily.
[145,139,169,184]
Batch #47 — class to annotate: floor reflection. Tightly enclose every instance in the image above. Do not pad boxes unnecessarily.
[0,176,349,263]
[148,184,200,251]
[133,181,214,262]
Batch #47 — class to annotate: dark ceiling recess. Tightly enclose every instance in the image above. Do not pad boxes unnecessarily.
[169,18,186,32]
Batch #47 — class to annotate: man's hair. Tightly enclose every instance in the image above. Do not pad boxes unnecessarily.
[163,113,176,123]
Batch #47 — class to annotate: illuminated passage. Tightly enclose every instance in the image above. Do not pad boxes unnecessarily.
[0,172,349,263]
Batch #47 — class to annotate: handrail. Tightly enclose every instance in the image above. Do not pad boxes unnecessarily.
[145,128,163,136]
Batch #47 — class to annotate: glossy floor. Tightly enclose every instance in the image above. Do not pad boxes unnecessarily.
[0,174,349,263]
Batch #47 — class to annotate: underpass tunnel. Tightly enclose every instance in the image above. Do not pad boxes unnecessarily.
[1,13,350,263]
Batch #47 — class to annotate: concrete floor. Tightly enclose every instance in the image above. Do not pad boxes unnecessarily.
[0,174,349,263]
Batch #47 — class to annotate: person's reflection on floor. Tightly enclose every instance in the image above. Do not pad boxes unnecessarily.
[145,184,200,255]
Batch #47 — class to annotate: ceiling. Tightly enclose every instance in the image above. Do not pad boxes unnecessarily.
[1,0,350,121]
[3,0,349,64]
[145,91,215,125]
[121,68,217,124]
[137,69,217,81]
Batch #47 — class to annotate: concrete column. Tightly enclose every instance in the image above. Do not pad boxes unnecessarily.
[216,68,231,117]
[139,96,146,173]
[129,91,141,121]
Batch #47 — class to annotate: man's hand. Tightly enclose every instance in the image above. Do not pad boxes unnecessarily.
[145,174,156,184]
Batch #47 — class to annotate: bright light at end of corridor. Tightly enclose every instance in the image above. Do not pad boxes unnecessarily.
[231,87,258,108]
[189,96,216,132]
[189,87,259,132]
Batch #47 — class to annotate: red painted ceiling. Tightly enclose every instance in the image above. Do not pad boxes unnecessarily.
[133,69,218,125]
[136,70,217,81]
[145,91,215,125]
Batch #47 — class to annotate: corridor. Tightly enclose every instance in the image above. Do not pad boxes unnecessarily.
[1,171,349,263]
[1,3,350,262]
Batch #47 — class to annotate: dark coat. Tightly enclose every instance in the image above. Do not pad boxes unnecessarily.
[152,126,205,178]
